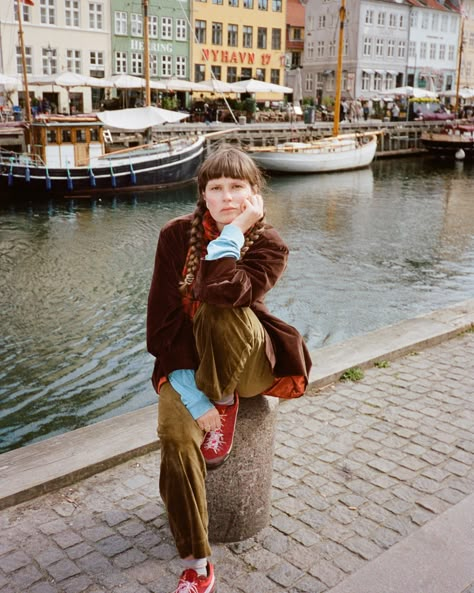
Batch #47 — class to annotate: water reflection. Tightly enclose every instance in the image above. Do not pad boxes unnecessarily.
[1,157,474,453]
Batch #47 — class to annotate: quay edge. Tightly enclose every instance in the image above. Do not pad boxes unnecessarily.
[0,299,473,511]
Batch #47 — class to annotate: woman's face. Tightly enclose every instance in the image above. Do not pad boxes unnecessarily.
[203,176,254,230]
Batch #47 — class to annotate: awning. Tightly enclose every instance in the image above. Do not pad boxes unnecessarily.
[363,69,374,74]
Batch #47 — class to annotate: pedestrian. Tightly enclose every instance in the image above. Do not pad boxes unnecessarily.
[391,102,400,122]
[147,145,312,593]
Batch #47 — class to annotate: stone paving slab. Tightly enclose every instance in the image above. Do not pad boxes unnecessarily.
[1,326,473,593]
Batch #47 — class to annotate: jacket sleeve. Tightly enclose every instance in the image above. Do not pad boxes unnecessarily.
[193,227,289,308]
[146,220,193,359]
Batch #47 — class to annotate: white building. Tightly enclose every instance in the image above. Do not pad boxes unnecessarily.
[302,0,461,104]
[0,0,111,114]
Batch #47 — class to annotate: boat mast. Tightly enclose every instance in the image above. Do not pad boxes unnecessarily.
[17,0,32,148]
[454,12,464,118]
[332,0,346,137]
[143,0,151,107]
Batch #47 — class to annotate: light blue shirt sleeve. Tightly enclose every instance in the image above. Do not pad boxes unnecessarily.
[169,369,214,420]
[205,224,244,260]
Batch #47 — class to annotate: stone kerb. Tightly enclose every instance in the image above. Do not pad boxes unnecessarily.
[206,394,279,543]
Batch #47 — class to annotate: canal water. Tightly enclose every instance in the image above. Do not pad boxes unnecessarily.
[1,156,474,453]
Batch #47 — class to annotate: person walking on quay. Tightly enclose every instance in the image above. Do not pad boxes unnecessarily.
[147,145,312,593]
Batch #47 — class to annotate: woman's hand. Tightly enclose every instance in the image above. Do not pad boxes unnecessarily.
[196,407,221,432]
[231,193,264,234]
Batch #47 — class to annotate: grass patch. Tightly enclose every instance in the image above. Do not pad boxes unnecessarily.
[374,360,390,368]
[340,367,364,382]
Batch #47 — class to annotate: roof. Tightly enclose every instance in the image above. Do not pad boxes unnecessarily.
[286,0,305,28]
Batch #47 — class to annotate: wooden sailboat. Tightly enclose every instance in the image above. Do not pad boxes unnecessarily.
[248,0,378,174]
[0,0,205,198]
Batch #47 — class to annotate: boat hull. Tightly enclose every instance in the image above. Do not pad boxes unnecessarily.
[248,136,377,174]
[0,136,205,198]
[421,130,474,158]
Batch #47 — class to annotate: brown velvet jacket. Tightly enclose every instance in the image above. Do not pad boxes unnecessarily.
[146,213,312,392]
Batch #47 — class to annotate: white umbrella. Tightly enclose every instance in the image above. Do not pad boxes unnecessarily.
[228,78,292,94]
[29,72,110,88]
[158,78,208,92]
[381,86,438,99]
[198,79,241,93]
[110,74,147,89]
[96,105,189,130]
[0,73,20,89]
[440,88,474,100]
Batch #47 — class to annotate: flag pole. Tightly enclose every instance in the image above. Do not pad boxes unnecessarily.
[17,0,32,149]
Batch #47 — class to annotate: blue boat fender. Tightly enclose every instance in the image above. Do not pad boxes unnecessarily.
[45,169,52,191]
[110,164,117,188]
[66,167,73,191]
[129,162,137,185]
[25,166,31,182]
[89,168,96,187]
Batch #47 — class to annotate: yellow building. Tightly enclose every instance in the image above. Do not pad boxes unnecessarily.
[191,0,287,89]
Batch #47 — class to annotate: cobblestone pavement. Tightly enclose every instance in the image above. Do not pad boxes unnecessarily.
[1,331,473,593]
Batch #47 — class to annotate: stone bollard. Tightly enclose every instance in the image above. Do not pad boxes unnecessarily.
[206,395,279,543]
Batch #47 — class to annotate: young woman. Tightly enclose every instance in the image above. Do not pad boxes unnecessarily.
[147,145,311,593]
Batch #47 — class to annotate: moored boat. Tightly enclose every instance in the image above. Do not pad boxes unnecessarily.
[421,123,474,159]
[248,133,377,174]
[0,110,205,197]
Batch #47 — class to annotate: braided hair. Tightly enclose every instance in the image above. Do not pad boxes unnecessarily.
[180,145,266,293]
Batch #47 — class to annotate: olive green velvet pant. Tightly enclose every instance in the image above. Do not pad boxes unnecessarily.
[158,304,274,559]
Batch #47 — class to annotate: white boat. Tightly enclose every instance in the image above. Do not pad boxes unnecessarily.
[248,134,377,174]
[247,0,378,175]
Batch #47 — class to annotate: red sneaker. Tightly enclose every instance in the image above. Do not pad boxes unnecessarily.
[172,562,215,593]
[201,394,239,469]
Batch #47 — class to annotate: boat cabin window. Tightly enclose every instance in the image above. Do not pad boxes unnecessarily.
[47,129,57,144]
[62,129,72,143]
[89,127,100,141]
[76,129,86,143]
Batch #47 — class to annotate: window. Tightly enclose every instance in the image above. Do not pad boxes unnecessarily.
[212,0,223,3]
[293,28,302,40]
[150,54,158,77]
[429,43,436,60]
[229,0,238,6]
[363,36,372,57]
[365,9,373,24]
[441,15,448,32]
[317,40,324,57]
[115,51,127,74]
[399,15,405,29]
[409,41,416,58]
[258,0,267,9]
[272,0,282,12]
[149,16,158,38]
[243,26,252,48]
[270,69,279,84]
[131,14,143,37]
[161,55,172,77]
[176,56,186,77]
[257,27,267,49]
[89,3,103,29]
[377,12,385,26]
[328,40,335,57]
[243,0,253,8]
[195,64,205,82]
[212,22,223,45]
[419,42,427,59]
[65,0,80,27]
[131,52,143,75]
[66,49,81,73]
[161,17,172,39]
[361,71,370,91]
[89,51,104,71]
[211,65,221,79]
[376,38,383,57]
[271,28,281,50]
[398,41,406,58]
[421,13,428,29]
[387,39,395,57]
[41,46,57,75]
[374,72,382,91]
[176,19,187,40]
[431,13,438,30]
[306,41,313,59]
[439,44,446,60]
[385,73,394,90]
[15,0,31,22]
[241,67,252,79]
[195,20,206,43]
[305,72,313,92]
[448,45,455,60]
[115,12,127,35]
[227,66,237,82]
[450,16,457,33]
[318,15,326,28]
[228,24,238,46]
[40,0,55,25]
[256,68,265,81]
[410,10,417,28]
[389,13,396,27]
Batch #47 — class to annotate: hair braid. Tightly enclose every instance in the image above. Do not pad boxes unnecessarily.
[179,200,207,294]
[240,215,266,256]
